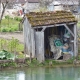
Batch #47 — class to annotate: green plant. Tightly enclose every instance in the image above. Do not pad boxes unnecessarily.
[17,53,25,58]
[26,58,40,67]
[1,26,19,32]
[0,50,15,60]
[66,57,75,64]
[0,18,21,32]
[0,61,17,67]
[0,38,24,53]
[1,27,9,32]
[0,38,7,50]
[14,17,22,21]
[5,15,10,19]
[8,38,19,52]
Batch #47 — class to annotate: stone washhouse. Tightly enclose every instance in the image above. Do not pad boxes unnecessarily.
[23,11,78,62]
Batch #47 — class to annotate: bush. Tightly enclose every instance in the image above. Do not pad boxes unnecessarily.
[1,27,18,32]
[14,17,22,21]
[1,18,22,32]
[5,15,10,19]
[1,27,9,32]
[5,15,13,20]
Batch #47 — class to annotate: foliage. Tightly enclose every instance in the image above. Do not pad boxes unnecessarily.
[66,57,75,64]
[1,26,19,32]
[1,16,23,32]
[14,17,22,21]
[5,15,10,19]
[17,52,25,58]
[0,61,17,67]
[8,37,19,52]
[26,58,40,67]
[0,18,21,32]
[0,50,15,60]
[26,58,78,67]
[0,38,24,53]
[77,55,80,60]
[77,22,80,27]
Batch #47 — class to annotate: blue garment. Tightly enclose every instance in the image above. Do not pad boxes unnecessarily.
[61,47,73,56]
[61,47,71,53]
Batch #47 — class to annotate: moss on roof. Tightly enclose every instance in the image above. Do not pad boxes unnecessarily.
[26,11,77,27]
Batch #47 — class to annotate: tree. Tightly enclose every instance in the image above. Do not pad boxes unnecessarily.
[0,0,9,23]
[0,0,16,23]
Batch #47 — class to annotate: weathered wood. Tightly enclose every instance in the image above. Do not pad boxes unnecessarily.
[24,18,32,55]
[41,27,46,32]
[33,22,76,29]
[23,16,78,62]
[31,29,35,58]
[35,32,44,62]
[64,24,74,37]
[74,24,78,56]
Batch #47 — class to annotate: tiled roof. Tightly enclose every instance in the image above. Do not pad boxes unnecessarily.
[26,11,77,27]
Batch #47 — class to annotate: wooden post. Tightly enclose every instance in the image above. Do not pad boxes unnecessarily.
[64,24,74,37]
[74,24,78,57]
[24,43,27,61]
[30,53,32,63]
[35,32,44,63]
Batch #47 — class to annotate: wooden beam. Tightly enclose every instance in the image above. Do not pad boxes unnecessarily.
[41,27,46,32]
[33,22,76,29]
[74,24,78,57]
[33,24,63,29]
[64,24,75,37]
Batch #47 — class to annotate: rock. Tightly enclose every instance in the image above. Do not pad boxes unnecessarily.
[63,54,71,60]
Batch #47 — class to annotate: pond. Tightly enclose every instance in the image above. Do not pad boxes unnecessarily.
[0,67,80,80]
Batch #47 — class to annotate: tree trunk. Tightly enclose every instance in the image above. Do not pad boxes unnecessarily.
[0,0,8,23]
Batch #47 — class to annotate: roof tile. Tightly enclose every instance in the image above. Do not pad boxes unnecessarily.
[26,11,77,27]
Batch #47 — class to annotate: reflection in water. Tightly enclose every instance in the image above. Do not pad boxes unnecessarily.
[17,72,25,80]
[0,67,80,80]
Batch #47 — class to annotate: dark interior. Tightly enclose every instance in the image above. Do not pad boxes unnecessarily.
[44,25,74,59]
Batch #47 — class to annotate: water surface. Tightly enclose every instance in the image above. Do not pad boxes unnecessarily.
[0,67,80,80]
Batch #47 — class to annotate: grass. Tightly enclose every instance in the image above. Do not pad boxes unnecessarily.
[24,57,77,67]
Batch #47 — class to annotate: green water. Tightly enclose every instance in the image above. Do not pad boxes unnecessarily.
[0,67,80,80]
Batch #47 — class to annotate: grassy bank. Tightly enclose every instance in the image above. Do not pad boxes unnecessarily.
[0,57,80,69]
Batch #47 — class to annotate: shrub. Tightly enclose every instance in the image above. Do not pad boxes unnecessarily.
[0,38,24,52]
[14,17,22,21]
[1,27,8,32]
[5,15,13,20]
[5,15,10,19]
[1,27,18,32]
